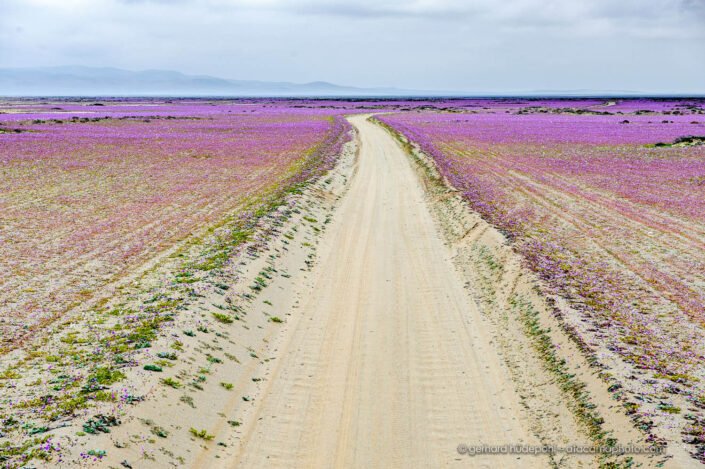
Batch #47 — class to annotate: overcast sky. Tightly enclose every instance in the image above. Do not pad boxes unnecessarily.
[1,0,704,93]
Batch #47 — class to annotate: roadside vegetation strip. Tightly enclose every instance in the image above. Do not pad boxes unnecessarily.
[373,116,644,465]
[0,102,352,468]
[376,101,705,463]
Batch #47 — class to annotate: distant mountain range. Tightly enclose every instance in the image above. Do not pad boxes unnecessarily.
[1,67,700,98]
[0,66,430,97]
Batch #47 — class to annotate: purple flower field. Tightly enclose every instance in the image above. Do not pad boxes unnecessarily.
[2,96,705,466]
[0,99,351,350]
[379,98,705,460]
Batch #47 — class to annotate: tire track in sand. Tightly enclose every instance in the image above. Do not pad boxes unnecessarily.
[230,115,547,468]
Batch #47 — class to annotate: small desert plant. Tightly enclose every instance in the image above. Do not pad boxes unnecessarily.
[212,312,233,324]
[658,403,681,414]
[151,426,169,438]
[180,395,195,408]
[157,351,178,360]
[161,377,182,389]
[189,428,214,440]
[89,367,126,385]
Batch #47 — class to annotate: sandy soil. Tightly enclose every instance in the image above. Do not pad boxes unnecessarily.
[228,115,550,468]
[49,115,672,468]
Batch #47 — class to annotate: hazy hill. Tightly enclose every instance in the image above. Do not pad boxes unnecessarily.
[0,66,417,97]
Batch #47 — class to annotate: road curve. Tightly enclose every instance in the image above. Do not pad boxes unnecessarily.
[230,115,546,468]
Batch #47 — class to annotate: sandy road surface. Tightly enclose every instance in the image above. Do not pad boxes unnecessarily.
[231,115,546,468]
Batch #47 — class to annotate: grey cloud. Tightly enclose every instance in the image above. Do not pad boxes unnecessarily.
[0,0,703,93]
[117,0,190,3]
[680,0,705,18]
[109,0,705,30]
[284,0,487,19]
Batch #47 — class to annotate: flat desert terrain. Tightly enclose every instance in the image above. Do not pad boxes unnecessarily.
[1,99,703,468]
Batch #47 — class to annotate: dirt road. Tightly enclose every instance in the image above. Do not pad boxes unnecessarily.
[231,115,546,468]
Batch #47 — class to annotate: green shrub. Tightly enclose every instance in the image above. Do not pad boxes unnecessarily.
[212,312,233,324]
[189,428,214,440]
